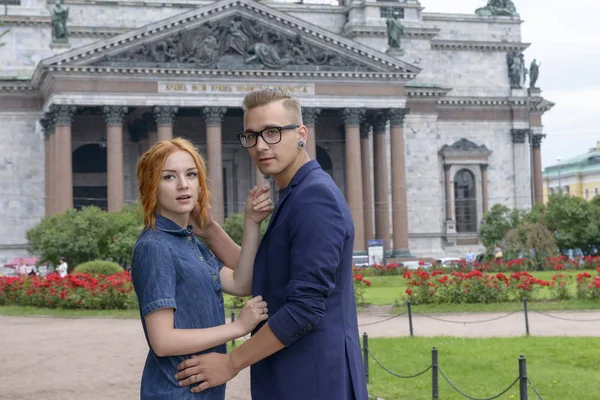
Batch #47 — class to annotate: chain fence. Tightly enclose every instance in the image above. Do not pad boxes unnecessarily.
[362,333,544,400]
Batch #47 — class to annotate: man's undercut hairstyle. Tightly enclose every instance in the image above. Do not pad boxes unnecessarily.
[242,88,302,124]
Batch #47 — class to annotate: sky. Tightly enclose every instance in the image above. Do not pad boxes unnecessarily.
[422,0,600,168]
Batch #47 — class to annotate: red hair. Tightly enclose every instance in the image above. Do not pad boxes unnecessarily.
[136,138,211,229]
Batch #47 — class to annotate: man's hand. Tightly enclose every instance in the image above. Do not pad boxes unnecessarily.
[175,352,239,392]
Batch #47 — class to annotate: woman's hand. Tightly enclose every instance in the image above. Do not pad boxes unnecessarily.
[244,185,273,225]
[234,296,268,334]
[191,202,215,239]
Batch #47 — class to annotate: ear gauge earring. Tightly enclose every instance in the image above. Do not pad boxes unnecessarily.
[297,141,306,149]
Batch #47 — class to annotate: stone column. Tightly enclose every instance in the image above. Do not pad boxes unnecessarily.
[360,120,374,242]
[481,164,489,213]
[203,107,227,224]
[40,113,55,217]
[302,107,321,160]
[511,128,531,208]
[532,134,546,204]
[153,106,178,141]
[103,106,128,212]
[372,112,391,251]
[341,108,366,253]
[53,105,77,214]
[444,165,453,220]
[388,108,411,257]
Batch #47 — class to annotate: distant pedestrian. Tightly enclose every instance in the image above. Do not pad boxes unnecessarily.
[57,257,68,278]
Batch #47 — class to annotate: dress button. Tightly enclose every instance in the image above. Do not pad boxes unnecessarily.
[198,256,204,262]
[213,274,218,281]
[187,236,192,241]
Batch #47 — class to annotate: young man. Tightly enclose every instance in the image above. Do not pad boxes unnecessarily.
[176,89,368,399]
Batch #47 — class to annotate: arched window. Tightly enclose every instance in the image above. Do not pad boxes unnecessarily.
[316,145,333,177]
[454,169,477,232]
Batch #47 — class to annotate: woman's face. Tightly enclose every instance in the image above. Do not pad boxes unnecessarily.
[156,150,200,226]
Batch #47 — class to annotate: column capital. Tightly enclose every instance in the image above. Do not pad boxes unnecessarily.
[480,163,489,171]
[203,107,227,126]
[52,105,78,126]
[371,112,388,134]
[532,133,546,148]
[387,108,410,127]
[511,128,530,144]
[103,106,128,125]
[153,106,178,126]
[301,107,321,126]
[443,164,451,172]
[40,112,56,137]
[359,120,371,139]
[341,108,366,127]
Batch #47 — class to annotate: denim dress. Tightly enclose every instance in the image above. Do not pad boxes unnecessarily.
[130,214,226,400]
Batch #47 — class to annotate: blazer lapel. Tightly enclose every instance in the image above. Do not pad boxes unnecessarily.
[263,188,293,236]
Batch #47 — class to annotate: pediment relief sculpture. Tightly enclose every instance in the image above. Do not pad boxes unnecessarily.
[97,15,368,71]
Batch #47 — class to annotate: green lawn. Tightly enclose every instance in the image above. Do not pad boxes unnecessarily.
[363,271,600,313]
[0,306,140,319]
[366,336,600,400]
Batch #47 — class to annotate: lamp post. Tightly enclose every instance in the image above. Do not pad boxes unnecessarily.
[556,157,562,193]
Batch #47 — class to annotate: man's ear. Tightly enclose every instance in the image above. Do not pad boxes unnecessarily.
[298,125,308,143]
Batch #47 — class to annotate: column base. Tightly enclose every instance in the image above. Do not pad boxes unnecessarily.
[391,249,413,258]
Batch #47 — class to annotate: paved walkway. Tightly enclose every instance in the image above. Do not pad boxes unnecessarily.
[1,308,599,400]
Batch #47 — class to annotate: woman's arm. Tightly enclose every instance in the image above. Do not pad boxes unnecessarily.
[145,296,268,357]
[219,186,273,297]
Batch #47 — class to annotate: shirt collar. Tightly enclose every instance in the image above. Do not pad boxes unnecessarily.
[154,213,194,237]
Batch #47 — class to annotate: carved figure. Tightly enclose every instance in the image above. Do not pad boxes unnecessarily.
[519,53,527,87]
[475,0,519,17]
[386,10,404,49]
[99,15,366,71]
[51,0,70,41]
[507,51,523,88]
[529,59,541,88]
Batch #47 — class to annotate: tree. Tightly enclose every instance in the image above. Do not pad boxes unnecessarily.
[503,222,558,262]
[479,204,528,251]
[221,213,270,246]
[26,204,143,269]
[544,192,599,253]
[0,22,8,48]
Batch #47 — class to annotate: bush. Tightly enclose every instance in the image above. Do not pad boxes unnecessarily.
[74,260,123,276]
[26,203,143,268]
[0,271,137,309]
[222,213,270,246]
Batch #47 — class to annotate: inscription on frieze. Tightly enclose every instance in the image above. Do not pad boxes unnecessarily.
[97,15,371,72]
[158,82,314,95]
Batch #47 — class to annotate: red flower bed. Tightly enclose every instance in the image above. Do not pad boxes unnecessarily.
[353,273,372,305]
[0,272,137,309]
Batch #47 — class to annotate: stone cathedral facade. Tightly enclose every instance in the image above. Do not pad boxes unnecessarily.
[0,0,553,263]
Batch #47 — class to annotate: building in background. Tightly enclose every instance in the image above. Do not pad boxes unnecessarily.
[0,0,553,262]
[543,142,600,202]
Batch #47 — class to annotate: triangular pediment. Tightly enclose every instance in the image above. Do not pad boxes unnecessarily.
[39,0,420,76]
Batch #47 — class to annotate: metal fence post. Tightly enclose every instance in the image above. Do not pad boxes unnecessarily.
[519,355,528,400]
[363,332,369,384]
[407,300,414,337]
[231,311,236,347]
[432,347,439,400]
[523,297,530,336]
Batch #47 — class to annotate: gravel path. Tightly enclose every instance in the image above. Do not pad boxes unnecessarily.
[1,309,599,400]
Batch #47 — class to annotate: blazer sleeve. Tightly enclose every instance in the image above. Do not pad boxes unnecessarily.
[268,183,346,346]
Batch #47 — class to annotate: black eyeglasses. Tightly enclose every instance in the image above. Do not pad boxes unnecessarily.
[236,124,300,148]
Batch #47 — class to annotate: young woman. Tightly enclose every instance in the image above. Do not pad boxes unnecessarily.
[131,137,273,399]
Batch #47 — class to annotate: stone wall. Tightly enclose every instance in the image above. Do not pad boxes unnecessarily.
[0,112,45,264]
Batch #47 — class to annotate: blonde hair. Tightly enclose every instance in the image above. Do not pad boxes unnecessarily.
[242,88,302,124]
[136,138,211,230]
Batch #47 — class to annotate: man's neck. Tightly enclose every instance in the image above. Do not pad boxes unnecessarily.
[273,153,310,190]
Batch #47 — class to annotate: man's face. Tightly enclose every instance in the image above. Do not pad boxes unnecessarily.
[243,100,305,178]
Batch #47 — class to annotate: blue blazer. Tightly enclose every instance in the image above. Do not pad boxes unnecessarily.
[250,160,368,400]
